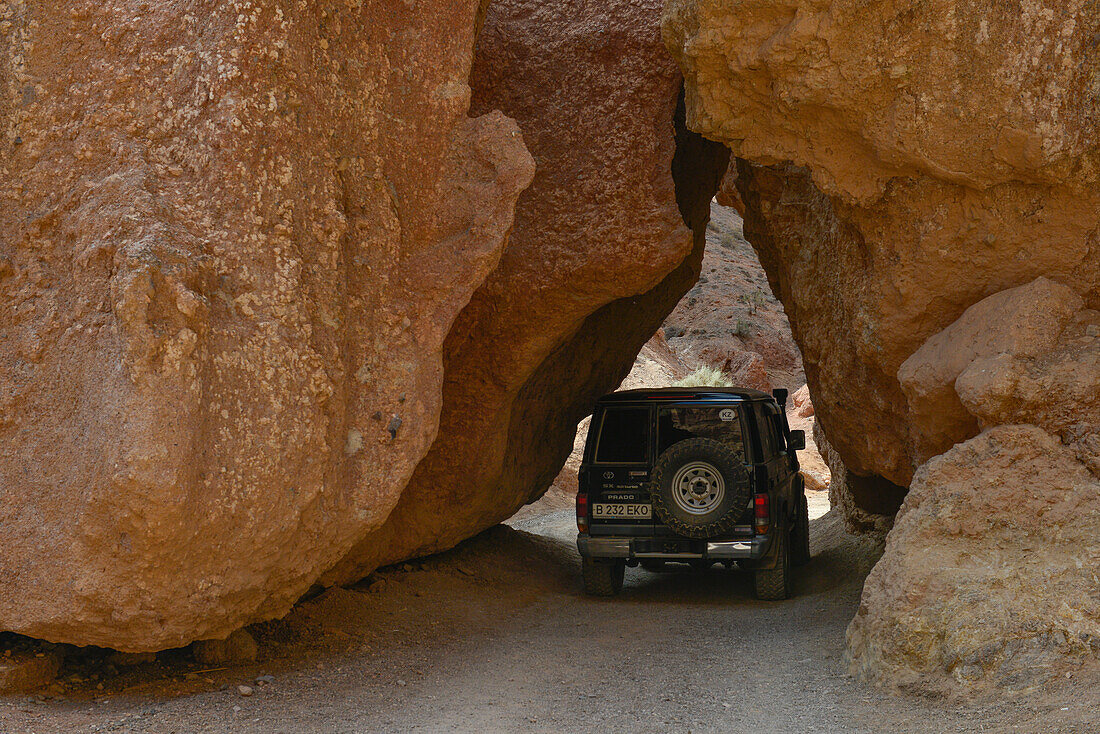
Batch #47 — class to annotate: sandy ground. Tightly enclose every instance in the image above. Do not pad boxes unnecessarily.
[3,510,1095,734]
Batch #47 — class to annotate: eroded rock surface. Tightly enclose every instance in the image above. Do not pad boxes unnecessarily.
[323,0,729,582]
[664,0,1100,518]
[848,278,1100,688]
[899,277,1099,471]
[0,0,533,650]
[847,425,1100,692]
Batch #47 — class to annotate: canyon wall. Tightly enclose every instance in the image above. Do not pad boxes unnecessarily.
[6,0,1094,685]
[849,279,1099,692]
[0,0,533,650]
[664,0,1099,687]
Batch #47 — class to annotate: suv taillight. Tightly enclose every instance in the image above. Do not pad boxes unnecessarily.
[753,494,769,535]
[576,493,589,533]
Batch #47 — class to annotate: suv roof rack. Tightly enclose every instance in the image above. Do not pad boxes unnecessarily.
[596,386,772,403]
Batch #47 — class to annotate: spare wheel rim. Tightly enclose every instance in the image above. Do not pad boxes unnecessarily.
[671,461,725,516]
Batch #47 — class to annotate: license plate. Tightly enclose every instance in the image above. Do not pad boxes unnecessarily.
[592,503,652,519]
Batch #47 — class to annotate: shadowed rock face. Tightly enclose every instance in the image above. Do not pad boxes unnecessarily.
[664,0,1100,688]
[0,0,533,650]
[323,0,729,583]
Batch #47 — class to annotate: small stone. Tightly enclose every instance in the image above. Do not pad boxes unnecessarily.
[255,674,275,685]
[387,414,402,439]
[955,664,983,682]
[237,685,254,696]
[396,679,407,687]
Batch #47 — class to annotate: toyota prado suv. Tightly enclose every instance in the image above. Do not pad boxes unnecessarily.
[575,387,809,600]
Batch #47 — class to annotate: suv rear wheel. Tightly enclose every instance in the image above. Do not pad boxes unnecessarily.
[754,522,791,601]
[649,438,749,539]
[582,559,625,596]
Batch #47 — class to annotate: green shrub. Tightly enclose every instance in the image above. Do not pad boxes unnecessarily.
[736,289,768,315]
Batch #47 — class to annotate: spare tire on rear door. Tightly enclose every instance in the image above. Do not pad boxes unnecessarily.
[648,437,750,539]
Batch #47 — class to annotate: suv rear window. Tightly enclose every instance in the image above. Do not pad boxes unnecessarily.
[658,406,746,458]
[593,407,649,464]
[754,403,785,458]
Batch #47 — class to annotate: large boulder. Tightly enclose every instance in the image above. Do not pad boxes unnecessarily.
[899,277,1098,471]
[847,425,1100,692]
[0,0,533,650]
[663,0,1100,522]
[323,0,729,582]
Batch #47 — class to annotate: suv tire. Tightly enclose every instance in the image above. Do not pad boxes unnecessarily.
[792,491,811,567]
[649,438,750,539]
[754,522,791,601]
[582,559,625,596]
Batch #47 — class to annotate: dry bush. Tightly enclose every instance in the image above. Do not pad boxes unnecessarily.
[673,366,734,388]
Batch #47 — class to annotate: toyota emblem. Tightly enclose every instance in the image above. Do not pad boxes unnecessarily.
[603,471,614,479]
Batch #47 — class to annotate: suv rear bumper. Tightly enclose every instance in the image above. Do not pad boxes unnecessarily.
[577,533,770,561]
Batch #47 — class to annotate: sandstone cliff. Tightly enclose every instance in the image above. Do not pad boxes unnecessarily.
[664,0,1100,519]
[0,0,532,650]
[0,0,730,650]
[664,0,1100,689]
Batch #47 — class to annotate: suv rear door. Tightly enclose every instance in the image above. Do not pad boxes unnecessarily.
[581,405,655,529]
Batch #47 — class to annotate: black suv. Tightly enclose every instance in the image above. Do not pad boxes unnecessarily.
[575,387,809,600]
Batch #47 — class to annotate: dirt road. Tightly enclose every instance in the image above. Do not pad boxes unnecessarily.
[2,511,1094,733]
